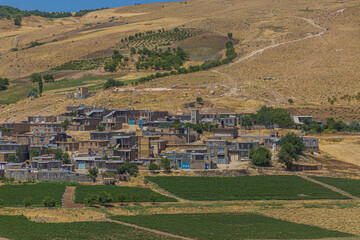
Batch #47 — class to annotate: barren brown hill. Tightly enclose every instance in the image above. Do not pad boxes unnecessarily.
[0,0,359,122]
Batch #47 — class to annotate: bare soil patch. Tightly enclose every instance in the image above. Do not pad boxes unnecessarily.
[62,186,85,208]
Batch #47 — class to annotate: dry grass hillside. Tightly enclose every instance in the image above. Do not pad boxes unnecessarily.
[0,0,359,122]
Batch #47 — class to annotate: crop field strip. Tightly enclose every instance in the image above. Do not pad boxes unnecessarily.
[74,185,177,203]
[0,182,77,207]
[309,176,360,198]
[0,215,175,240]
[111,213,353,240]
[146,175,349,201]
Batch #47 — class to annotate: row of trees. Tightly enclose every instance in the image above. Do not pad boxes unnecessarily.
[104,50,129,72]
[135,47,188,70]
[103,78,125,89]
[239,106,294,127]
[148,157,171,173]
[84,191,159,207]
[302,118,360,133]
[118,28,199,49]
[0,6,105,26]
[0,196,56,208]
[130,41,237,86]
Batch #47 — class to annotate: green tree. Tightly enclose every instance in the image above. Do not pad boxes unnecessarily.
[38,78,43,96]
[54,148,63,160]
[148,163,159,172]
[349,120,360,132]
[42,196,56,207]
[23,197,33,207]
[160,157,171,173]
[117,162,139,176]
[98,191,112,205]
[63,152,70,164]
[15,149,22,160]
[84,194,98,207]
[278,133,305,169]
[29,149,40,159]
[148,193,158,203]
[43,74,54,82]
[97,125,105,131]
[102,154,108,160]
[288,99,294,104]
[14,16,22,26]
[30,73,41,83]
[227,32,233,39]
[279,133,305,155]
[6,154,18,163]
[130,193,140,203]
[60,119,70,130]
[196,97,203,103]
[250,147,272,166]
[88,167,99,182]
[117,194,126,204]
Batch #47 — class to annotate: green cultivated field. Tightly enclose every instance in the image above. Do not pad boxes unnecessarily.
[0,215,173,240]
[0,182,76,207]
[146,175,348,201]
[310,176,360,197]
[111,213,352,239]
[74,185,176,203]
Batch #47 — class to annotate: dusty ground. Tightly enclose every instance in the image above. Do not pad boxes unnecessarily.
[261,207,360,236]
[0,208,105,223]
[319,135,360,167]
[0,0,359,122]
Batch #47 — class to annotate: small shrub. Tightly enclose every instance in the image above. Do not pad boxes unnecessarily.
[148,193,158,203]
[23,197,33,207]
[42,196,56,208]
[130,194,140,203]
[84,194,99,207]
[116,194,126,204]
[0,199,4,207]
[98,191,112,205]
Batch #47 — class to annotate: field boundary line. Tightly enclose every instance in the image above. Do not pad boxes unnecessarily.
[99,218,194,240]
[301,175,360,200]
[147,181,190,203]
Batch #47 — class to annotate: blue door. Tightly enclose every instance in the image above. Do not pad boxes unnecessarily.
[205,164,209,169]
[178,160,182,168]
[78,162,86,169]
[182,163,190,169]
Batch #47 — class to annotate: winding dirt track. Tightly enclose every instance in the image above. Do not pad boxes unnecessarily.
[230,9,345,66]
[211,9,345,103]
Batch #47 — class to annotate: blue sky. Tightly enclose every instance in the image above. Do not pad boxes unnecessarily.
[0,0,182,12]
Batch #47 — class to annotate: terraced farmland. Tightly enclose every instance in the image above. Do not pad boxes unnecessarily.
[146,175,348,201]
[0,182,76,207]
[0,215,173,240]
[112,213,353,239]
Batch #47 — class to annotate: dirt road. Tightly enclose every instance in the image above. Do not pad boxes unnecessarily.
[62,186,85,208]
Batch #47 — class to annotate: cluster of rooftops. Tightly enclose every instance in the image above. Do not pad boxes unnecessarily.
[0,105,318,181]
